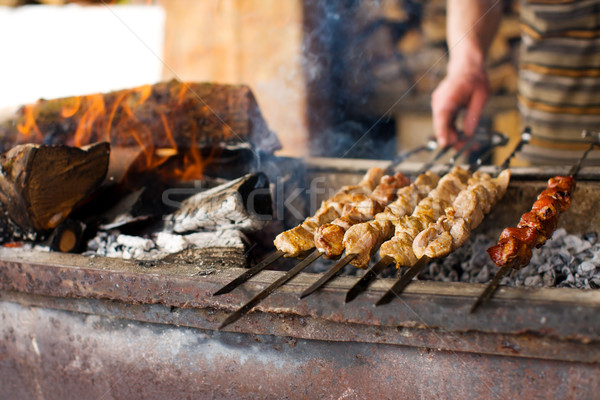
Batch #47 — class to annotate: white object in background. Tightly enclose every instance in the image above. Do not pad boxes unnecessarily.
[0,4,165,110]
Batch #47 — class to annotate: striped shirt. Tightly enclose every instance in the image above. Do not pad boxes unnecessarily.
[518,0,600,162]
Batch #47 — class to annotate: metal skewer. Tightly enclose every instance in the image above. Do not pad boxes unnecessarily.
[470,137,596,313]
[299,253,357,299]
[213,250,285,296]
[375,256,431,306]
[219,250,323,329]
[388,138,438,172]
[345,256,394,303]
[414,142,454,175]
[469,262,512,313]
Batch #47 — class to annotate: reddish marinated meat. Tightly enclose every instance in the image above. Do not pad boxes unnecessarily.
[487,174,576,270]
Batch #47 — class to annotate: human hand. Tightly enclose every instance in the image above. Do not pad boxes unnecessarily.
[431,64,490,147]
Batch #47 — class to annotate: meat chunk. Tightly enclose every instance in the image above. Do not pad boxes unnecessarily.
[379,232,418,267]
[452,189,484,229]
[274,225,315,257]
[314,224,346,258]
[344,220,394,268]
[371,172,410,204]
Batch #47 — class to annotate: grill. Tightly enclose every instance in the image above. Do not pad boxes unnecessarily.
[1,151,599,399]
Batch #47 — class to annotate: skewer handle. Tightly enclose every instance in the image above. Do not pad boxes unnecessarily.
[219,250,322,329]
[387,139,437,173]
[213,250,284,296]
[470,264,512,313]
[374,256,431,306]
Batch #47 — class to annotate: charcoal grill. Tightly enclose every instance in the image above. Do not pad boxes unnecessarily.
[1,156,600,399]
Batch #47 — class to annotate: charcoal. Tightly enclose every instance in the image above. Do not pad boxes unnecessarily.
[543,270,556,286]
[583,232,598,244]
[395,228,600,290]
[474,265,490,283]
[577,262,597,275]
[524,275,539,287]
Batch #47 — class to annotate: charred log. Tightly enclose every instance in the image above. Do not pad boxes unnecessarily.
[0,80,280,179]
[0,142,109,243]
[48,219,85,253]
[165,172,272,234]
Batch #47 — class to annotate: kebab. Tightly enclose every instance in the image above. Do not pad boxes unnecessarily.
[274,139,439,260]
[216,143,450,328]
[298,141,477,298]
[299,133,508,300]
[372,130,530,306]
[343,165,501,302]
[212,166,384,296]
[470,141,594,312]
[213,141,440,298]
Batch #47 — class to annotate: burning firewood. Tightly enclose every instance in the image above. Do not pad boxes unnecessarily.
[0,80,280,180]
[0,142,110,243]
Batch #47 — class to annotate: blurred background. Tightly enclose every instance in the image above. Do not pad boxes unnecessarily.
[0,0,522,161]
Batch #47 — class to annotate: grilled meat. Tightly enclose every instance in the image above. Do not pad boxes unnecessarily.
[487,175,574,270]
[274,167,384,257]
[381,168,510,267]
[314,172,409,258]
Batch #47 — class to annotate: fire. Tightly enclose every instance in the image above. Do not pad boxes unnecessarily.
[10,82,219,182]
[74,94,105,147]
[16,105,42,142]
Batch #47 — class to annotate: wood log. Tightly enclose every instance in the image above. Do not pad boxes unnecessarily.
[0,142,109,243]
[0,80,281,165]
[164,172,272,234]
[48,219,84,253]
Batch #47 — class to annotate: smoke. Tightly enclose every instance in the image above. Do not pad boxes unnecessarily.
[301,0,424,159]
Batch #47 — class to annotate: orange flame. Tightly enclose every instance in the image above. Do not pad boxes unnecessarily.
[60,96,81,118]
[11,82,218,182]
[16,105,43,142]
[74,94,105,147]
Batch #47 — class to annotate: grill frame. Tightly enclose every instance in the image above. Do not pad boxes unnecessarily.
[1,158,600,398]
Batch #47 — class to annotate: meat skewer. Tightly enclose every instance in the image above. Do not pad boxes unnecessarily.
[213,142,440,297]
[213,166,385,296]
[343,133,508,302]
[299,138,480,299]
[344,165,474,302]
[216,144,447,328]
[373,131,521,306]
[374,168,511,306]
[217,171,409,328]
[301,133,506,300]
[470,140,594,313]
[300,170,440,299]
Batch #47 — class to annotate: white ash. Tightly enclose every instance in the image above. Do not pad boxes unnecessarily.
[85,229,246,261]
[418,228,600,290]
[164,181,266,233]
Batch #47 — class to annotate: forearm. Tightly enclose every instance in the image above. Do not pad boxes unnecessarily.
[446,0,503,74]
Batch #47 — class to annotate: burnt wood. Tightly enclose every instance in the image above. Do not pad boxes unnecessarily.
[164,172,272,234]
[0,80,281,157]
[0,142,109,243]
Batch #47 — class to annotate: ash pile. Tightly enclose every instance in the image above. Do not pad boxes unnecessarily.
[84,173,273,262]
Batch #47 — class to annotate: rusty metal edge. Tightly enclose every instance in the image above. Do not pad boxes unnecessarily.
[0,248,599,364]
[1,289,598,364]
